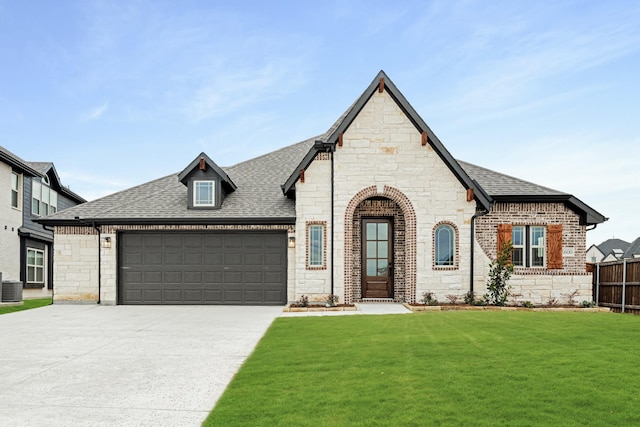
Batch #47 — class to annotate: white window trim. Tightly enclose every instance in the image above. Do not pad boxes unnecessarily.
[512,225,546,268]
[31,178,58,217]
[27,248,45,284]
[193,180,215,207]
[11,171,20,209]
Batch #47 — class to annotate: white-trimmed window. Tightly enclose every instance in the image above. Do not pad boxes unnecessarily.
[31,178,58,216]
[27,248,45,284]
[434,224,455,266]
[11,172,20,209]
[307,223,325,268]
[511,225,546,267]
[194,181,215,207]
[530,226,546,267]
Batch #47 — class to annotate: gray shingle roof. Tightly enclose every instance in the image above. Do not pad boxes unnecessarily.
[623,237,640,259]
[597,238,631,257]
[43,137,316,224]
[458,161,567,197]
[0,146,42,176]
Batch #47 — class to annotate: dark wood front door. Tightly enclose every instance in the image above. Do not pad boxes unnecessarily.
[362,218,393,298]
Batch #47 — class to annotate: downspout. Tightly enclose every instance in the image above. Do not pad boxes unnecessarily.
[470,209,490,294]
[330,145,335,296]
[92,222,101,304]
[43,225,55,302]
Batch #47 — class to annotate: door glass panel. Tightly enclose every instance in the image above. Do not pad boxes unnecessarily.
[377,259,388,276]
[366,259,377,276]
[366,241,377,258]
[366,223,377,240]
[377,223,388,239]
[377,241,388,258]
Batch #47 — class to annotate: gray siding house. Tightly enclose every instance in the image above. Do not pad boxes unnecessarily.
[0,146,86,298]
[39,71,606,306]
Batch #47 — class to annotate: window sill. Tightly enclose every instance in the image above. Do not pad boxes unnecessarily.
[24,283,45,289]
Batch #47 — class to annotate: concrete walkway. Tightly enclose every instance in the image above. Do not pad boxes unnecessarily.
[0,304,281,427]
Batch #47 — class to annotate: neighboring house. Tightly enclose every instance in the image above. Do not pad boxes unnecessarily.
[39,71,606,306]
[0,146,86,298]
[585,244,605,264]
[591,238,634,262]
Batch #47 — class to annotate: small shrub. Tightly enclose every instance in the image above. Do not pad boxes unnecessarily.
[582,300,596,308]
[463,291,476,305]
[297,295,309,307]
[546,296,559,307]
[445,294,460,305]
[326,294,339,307]
[473,298,488,306]
[421,291,438,306]
[521,301,535,309]
[562,289,580,306]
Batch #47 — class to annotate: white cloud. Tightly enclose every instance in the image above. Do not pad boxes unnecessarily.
[81,102,109,122]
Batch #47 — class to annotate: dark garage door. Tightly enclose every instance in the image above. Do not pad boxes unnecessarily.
[119,232,287,305]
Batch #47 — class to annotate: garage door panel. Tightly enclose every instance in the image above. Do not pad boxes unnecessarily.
[144,235,162,247]
[224,253,243,265]
[184,289,203,302]
[184,271,202,284]
[143,289,162,303]
[144,271,162,284]
[164,271,183,283]
[120,232,286,305]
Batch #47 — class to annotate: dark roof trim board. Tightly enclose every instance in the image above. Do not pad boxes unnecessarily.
[27,162,86,203]
[178,152,237,193]
[39,217,296,227]
[281,70,493,211]
[0,146,43,177]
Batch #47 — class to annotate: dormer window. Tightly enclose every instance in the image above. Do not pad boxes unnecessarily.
[179,153,237,210]
[194,180,215,207]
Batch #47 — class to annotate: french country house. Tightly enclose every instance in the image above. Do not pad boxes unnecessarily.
[1,146,86,298]
[38,71,606,306]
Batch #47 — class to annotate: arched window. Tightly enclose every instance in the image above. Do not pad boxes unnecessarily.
[435,224,455,266]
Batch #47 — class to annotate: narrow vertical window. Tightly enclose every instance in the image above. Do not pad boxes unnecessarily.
[435,224,455,266]
[32,179,41,216]
[512,226,525,266]
[11,172,19,208]
[308,224,325,267]
[194,181,214,206]
[530,226,546,267]
[50,190,58,214]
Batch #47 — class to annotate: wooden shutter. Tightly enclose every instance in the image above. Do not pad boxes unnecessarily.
[497,224,512,255]
[547,224,563,269]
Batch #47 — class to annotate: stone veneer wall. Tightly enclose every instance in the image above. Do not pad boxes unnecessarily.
[474,202,592,304]
[352,197,406,302]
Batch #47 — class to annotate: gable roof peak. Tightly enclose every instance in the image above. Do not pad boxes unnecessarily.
[178,152,237,192]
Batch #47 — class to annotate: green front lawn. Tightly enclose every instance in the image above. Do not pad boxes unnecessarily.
[205,311,640,426]
[0,297,52,315]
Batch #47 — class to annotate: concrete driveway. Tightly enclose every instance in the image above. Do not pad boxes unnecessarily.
[0,304,282,426]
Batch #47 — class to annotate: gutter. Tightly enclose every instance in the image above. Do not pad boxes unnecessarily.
[92,221,102,305]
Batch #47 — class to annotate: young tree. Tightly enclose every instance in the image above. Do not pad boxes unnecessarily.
[485,241,515,306]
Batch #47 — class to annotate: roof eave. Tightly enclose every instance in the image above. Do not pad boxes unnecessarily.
[36,216,296,227]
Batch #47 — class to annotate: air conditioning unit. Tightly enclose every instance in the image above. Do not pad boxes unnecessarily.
[1,281,23,302]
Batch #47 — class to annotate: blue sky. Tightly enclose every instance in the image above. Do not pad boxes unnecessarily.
[1,0,638,247]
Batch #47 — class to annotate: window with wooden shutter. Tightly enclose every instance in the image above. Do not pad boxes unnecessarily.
[547,224,563,269]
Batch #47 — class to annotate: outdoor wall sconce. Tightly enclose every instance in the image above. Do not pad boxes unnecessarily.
[102,236,112,249]
[288,235,296,248]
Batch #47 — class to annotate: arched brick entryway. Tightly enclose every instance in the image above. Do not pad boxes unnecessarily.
[343,186,416,303]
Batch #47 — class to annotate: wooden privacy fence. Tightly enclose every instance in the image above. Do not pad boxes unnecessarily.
[593,258,640,314]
